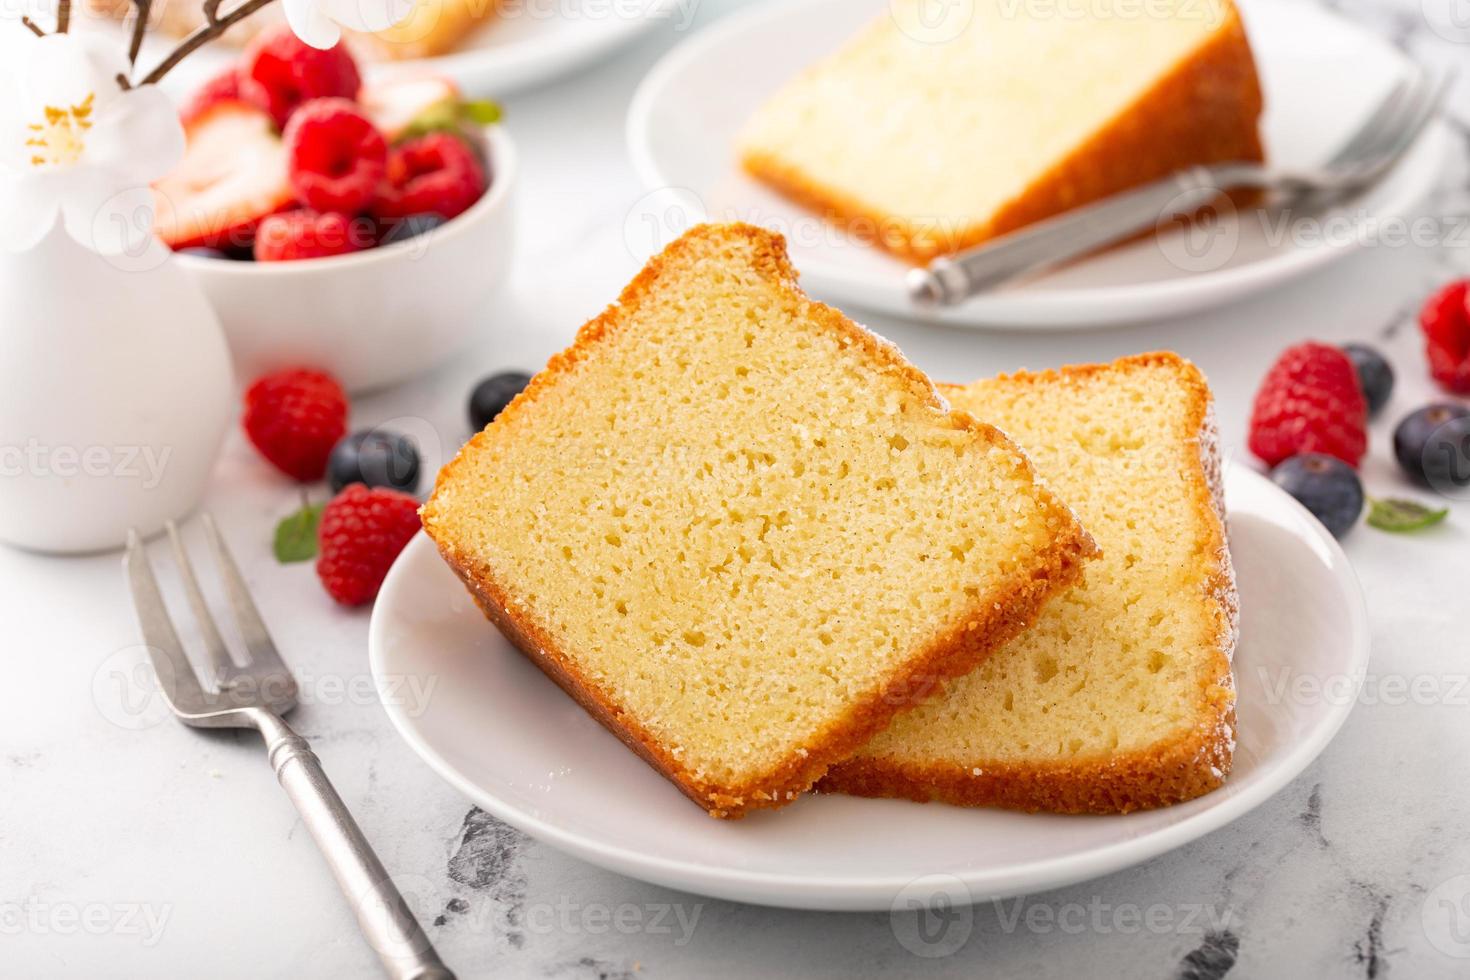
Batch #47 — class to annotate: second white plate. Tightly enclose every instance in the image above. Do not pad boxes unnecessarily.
[626,0,1448,329]
[370,466,1369,911]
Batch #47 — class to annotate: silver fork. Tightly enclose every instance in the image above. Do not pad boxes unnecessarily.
[908,68,1452,307]
[124,517,454,980]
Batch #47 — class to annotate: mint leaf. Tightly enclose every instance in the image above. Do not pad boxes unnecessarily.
[398,101,459,142]
[274,501,324,563]
[1366,497,1448,533]
[397,99,502,143]
[459,99,502,125]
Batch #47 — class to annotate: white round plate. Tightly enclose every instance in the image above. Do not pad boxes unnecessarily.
[370,465,1368,911]
[376,0,682,95]
[626,0,1449,329]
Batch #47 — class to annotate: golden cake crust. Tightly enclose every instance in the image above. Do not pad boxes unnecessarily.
[741,4,1265,264]
[422,223,1098,818]
[819,352,1239,814]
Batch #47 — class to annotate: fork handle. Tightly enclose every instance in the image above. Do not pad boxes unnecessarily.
[255,712,455,980]
[907,165,1250,306]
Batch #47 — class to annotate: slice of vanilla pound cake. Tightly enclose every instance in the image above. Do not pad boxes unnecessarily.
[822,354,1238,813]
[422,223,1096,818]
[738,0,1263,263]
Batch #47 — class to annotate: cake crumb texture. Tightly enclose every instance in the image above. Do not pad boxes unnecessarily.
[739,0,1264,262]
[822,353,1238,813]
[422,223,1096,817]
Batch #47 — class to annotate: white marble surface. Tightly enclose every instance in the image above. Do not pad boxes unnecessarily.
[5,0,1470,976]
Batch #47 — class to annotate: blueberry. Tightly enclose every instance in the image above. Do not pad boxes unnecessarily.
[1393,403,1470,491]
[380,214,448,247]
[469,372,532,431]
[1343,343,1394,417]
[328,430,420,494]
[1271,453,1364,538]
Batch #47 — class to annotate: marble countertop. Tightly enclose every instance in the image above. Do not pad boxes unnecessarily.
[5,0,1470,976]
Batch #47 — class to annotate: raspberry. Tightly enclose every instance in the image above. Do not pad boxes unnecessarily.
[1420,279,1470,393]
[254,209,372,261]
[242,368,348,481]
[316,485,421,605]
[285,99,387,214]
[373,132,485,222]
[239,25,361,129]
[179,68,240,127]
[1248,342,1368,468]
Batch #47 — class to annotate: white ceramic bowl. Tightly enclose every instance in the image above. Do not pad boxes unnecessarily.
[176,125,516,393]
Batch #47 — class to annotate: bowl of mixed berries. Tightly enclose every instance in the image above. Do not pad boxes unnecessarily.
[154,26,515,392]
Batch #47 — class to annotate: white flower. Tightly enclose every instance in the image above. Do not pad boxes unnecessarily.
[0,31,183,255]
[283,0,416,50]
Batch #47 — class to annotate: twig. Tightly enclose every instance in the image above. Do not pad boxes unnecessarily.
[139,0,277,85]
[127,0,151,65]
[116,72,132,90]
[57,0,71,32]
[21,14,45,35]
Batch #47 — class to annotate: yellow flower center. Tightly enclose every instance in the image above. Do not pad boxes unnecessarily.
[26,93,95,168]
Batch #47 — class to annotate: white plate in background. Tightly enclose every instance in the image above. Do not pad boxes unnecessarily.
[626,0,1449,329]
[83,0,681,97]
[370,466,1368,911]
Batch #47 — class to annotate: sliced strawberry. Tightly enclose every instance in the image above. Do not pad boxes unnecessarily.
[359,75,460,142]
[179,67,241,128]
[153,100,295,251]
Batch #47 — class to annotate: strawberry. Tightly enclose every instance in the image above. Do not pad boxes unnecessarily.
[179,67,241,127]
[153,100,294,251]
[1419,279,1470,394]
[316,485,421,605]
[359,75,460,142]
[284,99,387,214]
[1248,342,1368,468]
[239,25,361,129]
[254,210,373,261]
[373,132,485,222]
[242,368,349,481]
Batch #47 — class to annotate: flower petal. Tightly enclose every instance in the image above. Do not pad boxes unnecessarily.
[0,170,62,253]
[24,33,121,109]
[282,0,344,49]
[86,85,185,184]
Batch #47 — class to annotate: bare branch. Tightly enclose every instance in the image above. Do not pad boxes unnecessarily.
[139,0,277,86]
[57,0,71,31]
[116,72,132,90]
[127,0,152,66]
[21,14,45,35]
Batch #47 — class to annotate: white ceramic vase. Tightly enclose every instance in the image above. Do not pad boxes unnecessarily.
[0,227,233,553]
